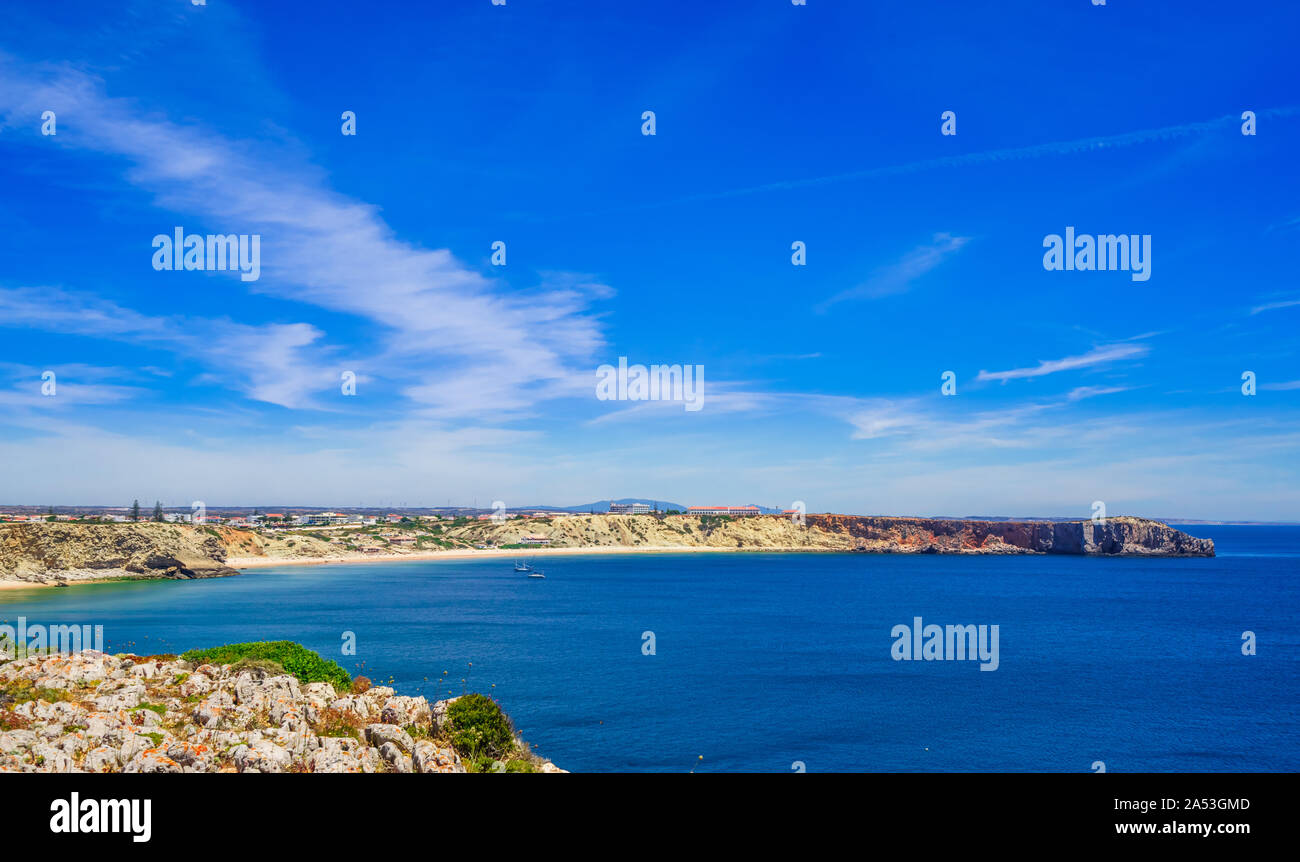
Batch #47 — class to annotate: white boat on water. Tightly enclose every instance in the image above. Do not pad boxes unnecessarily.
[513,559,532,572]
[527,570,546,579]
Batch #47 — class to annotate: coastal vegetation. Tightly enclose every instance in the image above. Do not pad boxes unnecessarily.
[181,641,353,690]
[445,692,536,773]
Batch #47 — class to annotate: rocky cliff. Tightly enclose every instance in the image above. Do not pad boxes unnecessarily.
[0,515,1214,585]
[0,523,240,586]
[803,515,1215,556]
[432,513,1212,556]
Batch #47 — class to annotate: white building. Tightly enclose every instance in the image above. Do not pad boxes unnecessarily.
[609,502,653,515]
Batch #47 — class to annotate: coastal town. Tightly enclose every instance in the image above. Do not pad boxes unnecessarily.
[0,503,791,570]
[0,502,771,530]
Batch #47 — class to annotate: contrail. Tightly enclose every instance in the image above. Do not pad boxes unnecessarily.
[577,107,1298,215]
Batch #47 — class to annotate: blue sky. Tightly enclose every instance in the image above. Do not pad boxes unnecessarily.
[1,0,1297,519]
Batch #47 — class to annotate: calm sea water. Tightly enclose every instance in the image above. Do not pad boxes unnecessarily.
[3,525,1296,772]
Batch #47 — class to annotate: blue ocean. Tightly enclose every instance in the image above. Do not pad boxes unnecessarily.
[3,525,1296,772]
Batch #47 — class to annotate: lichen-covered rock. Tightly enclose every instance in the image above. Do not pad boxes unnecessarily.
[233,672,300,709]
[89,679,146,711]
[378,741,412,773]
[232,740,292,773]
[82,746,121,773]
[364,723,414,754]
[30,743,79,773]
[412,740,465,774]
[179,673,213,697]
[192,690,234,728]
[0,730,39,755]
[327,694,377,720]
[124,748,183,773]
[431,696,460,731]
[381,695,431,728]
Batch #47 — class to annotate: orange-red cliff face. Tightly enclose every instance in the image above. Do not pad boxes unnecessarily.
[804,515,1215,556]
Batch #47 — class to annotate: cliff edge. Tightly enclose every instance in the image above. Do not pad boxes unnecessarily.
[804,515,1215,556]
[0,523,240,586]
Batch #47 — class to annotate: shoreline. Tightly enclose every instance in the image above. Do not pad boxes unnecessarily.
[0,545,810,588]
[228,544,785,569]
[0,569,229,591]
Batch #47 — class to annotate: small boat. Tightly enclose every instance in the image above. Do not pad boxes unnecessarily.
[527,570,546,579]
[513,559,532,572]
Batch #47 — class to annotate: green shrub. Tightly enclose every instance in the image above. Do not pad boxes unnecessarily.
[180,641,351,689]
[446,693,517,763]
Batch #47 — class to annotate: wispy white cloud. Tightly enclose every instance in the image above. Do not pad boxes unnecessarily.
[1066,385,1131,401]
[1250,298,1300,315]
[0,361,156,409]
[816,233,970,311]
[0,286,334,409]
[0,54,608,417]
[976,343,1149,383]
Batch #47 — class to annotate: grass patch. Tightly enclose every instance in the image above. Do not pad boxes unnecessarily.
[180,641,351,690]
[314,707,365,740]
[0,711,31,731]
[0,679,73,706]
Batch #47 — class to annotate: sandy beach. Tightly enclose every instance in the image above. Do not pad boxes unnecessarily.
[227,544,752,570]
[0,545,780,588]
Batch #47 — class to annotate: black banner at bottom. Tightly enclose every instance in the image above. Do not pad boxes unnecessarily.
[8,773,1286,847]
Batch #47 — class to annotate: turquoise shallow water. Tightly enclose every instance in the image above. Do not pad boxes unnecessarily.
[2,525,1296,772]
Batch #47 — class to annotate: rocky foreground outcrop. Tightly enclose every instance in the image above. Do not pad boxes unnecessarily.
[0,523,239,586]
[0,650,563,773]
